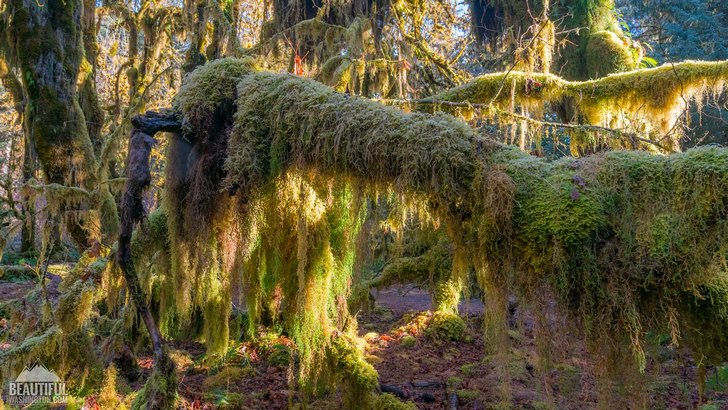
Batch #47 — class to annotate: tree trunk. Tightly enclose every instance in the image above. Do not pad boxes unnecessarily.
[20,138,36,254]
[7,0,119,246]
[80,0,105,151]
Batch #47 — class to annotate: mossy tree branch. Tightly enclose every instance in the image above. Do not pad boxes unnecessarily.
[122,59,728,401]
[173,60,728,375]
[425,60,728,149]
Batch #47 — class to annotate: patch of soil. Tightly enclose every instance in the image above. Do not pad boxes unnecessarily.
[0,280,35,300]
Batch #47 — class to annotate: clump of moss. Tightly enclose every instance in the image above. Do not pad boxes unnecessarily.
[456,388,480,401]
[328,336,379,407]
[395,311,466,341]
[460,362,479,376]
[372,392,417,410]
[447,376,463,389]
[425,312,466,341]
[399,335,416,348]
[173,57,257,133]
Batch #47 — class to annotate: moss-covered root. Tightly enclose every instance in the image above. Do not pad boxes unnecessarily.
[131,353,177,410]
[328,336,379,408]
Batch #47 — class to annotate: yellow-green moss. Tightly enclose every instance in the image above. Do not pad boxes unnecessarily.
[328,336,379,407]
[429,60,728,150]
[97,366,126,410]
[173,57,257,133]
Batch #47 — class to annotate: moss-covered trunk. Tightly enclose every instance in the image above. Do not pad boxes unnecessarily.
[7,0,118,246]
[468,0,638,79]
[80,0,105,151]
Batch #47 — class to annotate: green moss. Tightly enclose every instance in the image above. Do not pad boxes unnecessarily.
[173,57,257,133]
[447,376,463,389]
[432,276,463,314]
[353,233,461,314]
[328,336,379,407]
[460,363,478,376]
[168,63,728,399]
[372,393,417,410]
[130,356,177,410]
[429,60,728,150]
[399,335,416,348]
[456,389,480,401]
[425,312,466,341]
[97,366,126,410]
[0,265,36,281]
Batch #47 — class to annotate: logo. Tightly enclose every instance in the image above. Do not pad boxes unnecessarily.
[6,363,67,406]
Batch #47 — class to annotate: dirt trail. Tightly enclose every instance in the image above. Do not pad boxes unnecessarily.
[371,286,485,315]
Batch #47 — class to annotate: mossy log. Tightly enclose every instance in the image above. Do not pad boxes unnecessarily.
[126,58,728,403]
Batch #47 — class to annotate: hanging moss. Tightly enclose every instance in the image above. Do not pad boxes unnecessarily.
[97,365,126,410]
[6,0,120,246]
[163,62,728,401]
[317,55,408,97]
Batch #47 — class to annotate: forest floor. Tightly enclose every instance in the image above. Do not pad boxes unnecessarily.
[109,287,728,409]
[1,277,728,409]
